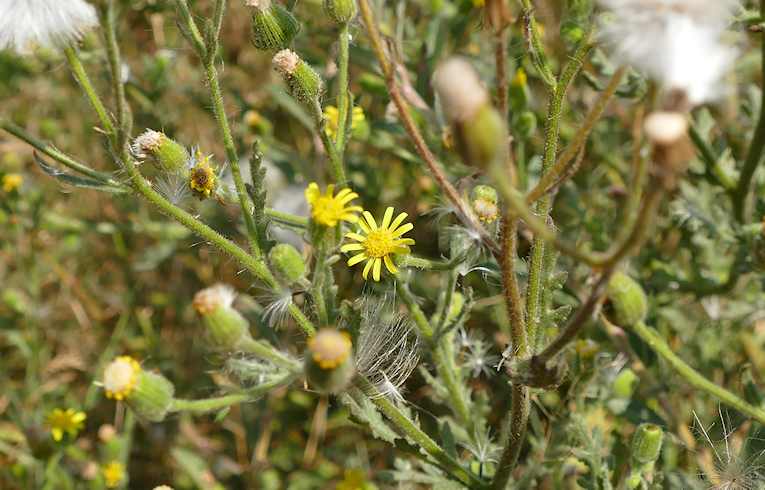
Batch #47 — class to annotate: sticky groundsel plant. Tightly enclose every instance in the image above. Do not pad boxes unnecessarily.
[3,0,765,488]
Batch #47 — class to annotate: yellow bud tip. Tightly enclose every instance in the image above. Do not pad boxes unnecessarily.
[193,284,236,315]
[103,356,141,400]
[308,329,352,370]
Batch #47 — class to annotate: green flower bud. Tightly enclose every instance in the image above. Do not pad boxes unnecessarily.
[304,329,355,394]
[247,0,300,51]
[129,370,175,422]
[273,49,324,105]
[606,272,648,327]
[612,368,639,399]
[456,103,508,168]
[471,185,499,224]
[131,129,189,172]
[323,0,357,24]
[193,284,252,351]
[515,111,537,138]
[631,423,664,465]
[268,243,306,285]
[560,20,585,46]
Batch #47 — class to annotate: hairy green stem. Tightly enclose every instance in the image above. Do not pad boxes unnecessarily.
[525,33,592,343]
[312,100,347,183]
[631,321,765,425]
[171,375,294,413]
[238,337,302,372]
[733,0,765,222]
[101,0,130,148]
[63,46,115,137]
[335,22,351,152]
[265,208,309,228]
[354,378,485,488]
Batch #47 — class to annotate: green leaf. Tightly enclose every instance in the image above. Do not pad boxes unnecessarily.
[341,392,400,444]
[34,153,127,194]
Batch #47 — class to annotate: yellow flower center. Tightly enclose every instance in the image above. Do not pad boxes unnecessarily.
[189,155,217,198]
[363,229,396,258]
[309,329,352,370]
[312,195,346,226]
[103,356,140,400]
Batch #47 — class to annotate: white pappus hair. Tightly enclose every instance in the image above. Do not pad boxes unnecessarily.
[597,0,739,105]
[0,0,98,54]
[355,301,421,402]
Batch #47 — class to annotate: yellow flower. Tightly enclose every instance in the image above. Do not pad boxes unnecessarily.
[2,173,23,193]
[323,105,366,139]
[305,183,362,227]
[341,207,414,281]
[46,408,86,442]
[188,152,217,198]
[103,356,141,400]
[102,461,125,488]
[309,329,352,370]
[337,469,377,490]
[512,68,527,88]
[472,0,485,7]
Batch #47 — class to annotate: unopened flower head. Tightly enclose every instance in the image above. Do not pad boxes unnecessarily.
[432,57,489,123]
[46,408,86,441]
[0,0,98,54]
[103,356,141,400]
[273,49,323,104]
[131,129,163,160]
[341,207,415,281]
[273,49,300,74]
[597,0,739,105]
[305,182,362,227]
[247,0,300,50]
[305,328,355,393]
[131,129,189,172]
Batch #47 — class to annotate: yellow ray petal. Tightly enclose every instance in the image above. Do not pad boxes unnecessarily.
[381,207,394,229]
[394,238,416,246]
[339,192,359,204]
[345,232,366,242]
[390,212,408,230]
[362,258,374,279]
[348,253,367,266]
[372,258,382,281]
[341,213,360,222]
[384,255,398,274]
[392,222,413,237]
[341,243,364,252]
[363,211,378,230]
[335,188,351,200]
[357,219,370,234]
[305,183,320,204]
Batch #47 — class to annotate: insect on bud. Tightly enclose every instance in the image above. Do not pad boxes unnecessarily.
[304,328,355,394]
[323,0,357,24]
[273,49,324,105]
[471,185,499,224]
[193,284,253,351]
[605,272,648,327]
[268,243,306,285]
[247,0,301,51]
[131,129,189,172]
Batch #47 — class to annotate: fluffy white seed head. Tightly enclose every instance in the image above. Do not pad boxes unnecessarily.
[193,284,236,316]
[432,57,489,123]
[597,0,739,105]
[0,0,98,54]
[644,111,688,145]
[245,0,271,9]
[131,129,164,160]
[272,49,300,75]
[356,301,420,401]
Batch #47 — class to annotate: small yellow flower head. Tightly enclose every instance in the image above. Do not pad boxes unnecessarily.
[511,67,527,88]
[103,356,141,400]
[305,183,362,227]
[46,408,86,442]
[2,173,23,193]
[471,185,499,224]
[308,329,352,370]
[341,207,415,281]
[102,461,125,488]
[305,328,355,393]
[188,152,217,199]
[323,105,366,140]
